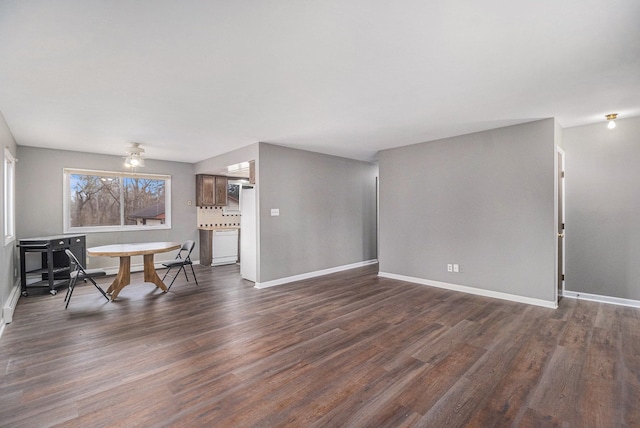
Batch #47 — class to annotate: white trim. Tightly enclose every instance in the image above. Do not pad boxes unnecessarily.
[555,145,566,305]
[63,224,172,234]
[63,167,171,181]
[2,278,22,329]
[4,147,17,246]
[378,272,558,309]
[563,290,640,308]
[254,259,378,289]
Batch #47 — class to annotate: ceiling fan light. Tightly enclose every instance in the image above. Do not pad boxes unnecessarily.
[124,143,146,168]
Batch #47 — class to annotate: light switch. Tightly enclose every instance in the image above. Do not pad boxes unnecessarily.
[453,264,459,273]
[271,208,280,216]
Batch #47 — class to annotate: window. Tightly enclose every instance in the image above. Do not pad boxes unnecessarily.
[4,147,16,245]
[223,181,242,214]
[63,168,171,233]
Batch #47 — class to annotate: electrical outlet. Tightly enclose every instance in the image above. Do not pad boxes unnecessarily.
[447,264,453,272]
[187,200,192,206]
[453,264,459,273]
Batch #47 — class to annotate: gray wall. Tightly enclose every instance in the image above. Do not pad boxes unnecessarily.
[1,111,18,323]
[563,116,640,300]
[378,119,557,302]
[258,143,377,283]
[16,146,197,269]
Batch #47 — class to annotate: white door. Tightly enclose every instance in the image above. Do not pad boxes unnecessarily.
[240,186,257,282]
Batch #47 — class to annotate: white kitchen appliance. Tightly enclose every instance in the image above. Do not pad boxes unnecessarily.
[212,229,238,266]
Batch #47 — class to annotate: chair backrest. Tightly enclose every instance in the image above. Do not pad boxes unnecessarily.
[182,240,195,261]
[65,249,84,275]
[174,240,195,261]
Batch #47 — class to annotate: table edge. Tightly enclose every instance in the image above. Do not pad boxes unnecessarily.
[87,243,181,257]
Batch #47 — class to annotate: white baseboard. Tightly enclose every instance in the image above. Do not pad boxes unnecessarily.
[563,290,640,308]
[212,257,237,266]
[378,272,557,309]
[1,278,22,335]
[255,259,378,289]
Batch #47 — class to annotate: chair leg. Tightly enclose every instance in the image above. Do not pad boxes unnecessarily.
[64,279,73,305]
[162,266,173,281]
[88,277,110,301]
[190,264,198,285]
[65,276,78,309]
[167,265,185,291]
[183,265,190,282]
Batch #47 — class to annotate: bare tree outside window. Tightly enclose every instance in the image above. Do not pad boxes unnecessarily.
[64,169,171,232]
[123,177,166,226]
[70,175,121,227]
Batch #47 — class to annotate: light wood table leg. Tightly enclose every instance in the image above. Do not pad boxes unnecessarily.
[107,256,131,301]
[143,254,168,292]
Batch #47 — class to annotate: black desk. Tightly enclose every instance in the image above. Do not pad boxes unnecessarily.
[18,235,86,296]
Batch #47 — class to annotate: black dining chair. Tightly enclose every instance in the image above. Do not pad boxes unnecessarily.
[64,249,109,309]
[162,240,198,290]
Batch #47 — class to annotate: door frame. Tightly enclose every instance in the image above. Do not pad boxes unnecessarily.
[555,146,566,304]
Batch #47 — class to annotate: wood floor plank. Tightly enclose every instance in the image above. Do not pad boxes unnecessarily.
[518,407,570,428]
[575,326,621,427]
[397,342,487,415]
[526,345,585,423]
[467,317,565,427]
[1,263,639,427]
[310,355,427,427]
[620,314,640,427]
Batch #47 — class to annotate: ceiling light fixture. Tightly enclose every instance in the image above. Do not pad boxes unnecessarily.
[606,113,617,129]
[124,142,146,168]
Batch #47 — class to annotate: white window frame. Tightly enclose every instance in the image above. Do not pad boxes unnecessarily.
[63,168,172,233]
[3,147,16,245]
[222,180,244,215]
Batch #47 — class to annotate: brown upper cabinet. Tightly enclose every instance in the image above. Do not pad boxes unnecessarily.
[196,174,228,206]
[214,176,227,206]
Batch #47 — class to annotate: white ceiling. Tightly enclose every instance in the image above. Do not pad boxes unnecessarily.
[1,1,639,163]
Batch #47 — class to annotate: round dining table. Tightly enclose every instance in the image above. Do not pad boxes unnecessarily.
[87,242,181,300]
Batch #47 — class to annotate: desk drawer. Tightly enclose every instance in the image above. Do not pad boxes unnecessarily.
[50,238,68,250]
[68,236,85,247]
[50,236,84,250]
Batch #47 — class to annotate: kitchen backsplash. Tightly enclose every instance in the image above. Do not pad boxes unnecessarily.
[197,206,241,228]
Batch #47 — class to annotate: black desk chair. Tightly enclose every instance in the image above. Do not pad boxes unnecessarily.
[162,240,198,290]
[64,249,109,309]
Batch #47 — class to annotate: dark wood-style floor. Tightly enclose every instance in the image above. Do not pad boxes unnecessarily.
[1,264,639,427]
